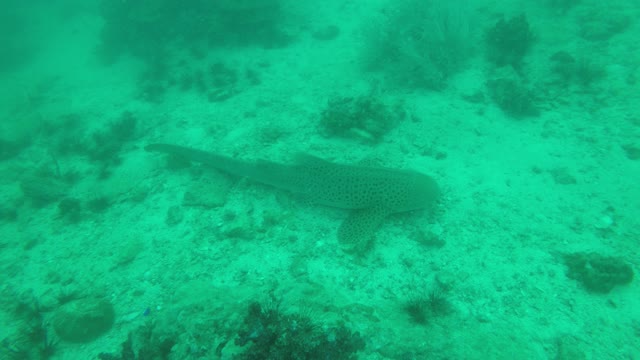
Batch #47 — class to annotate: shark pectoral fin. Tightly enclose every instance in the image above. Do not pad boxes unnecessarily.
[337,207,390,254]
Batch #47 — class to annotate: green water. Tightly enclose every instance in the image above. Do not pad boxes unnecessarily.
[1,0,638,359]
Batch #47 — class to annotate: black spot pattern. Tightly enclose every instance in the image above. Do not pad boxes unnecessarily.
[338,207,391,254]
[147,146,441,253]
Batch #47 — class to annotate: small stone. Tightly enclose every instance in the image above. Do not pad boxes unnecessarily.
[476,311,492,323]
[621,144,640,160]
[312,25,340,41]
[413,229,446,248]
[556,336,586,360]
[183,176,231,208]
[549,167,577,185]
[165,205,184,226]
[435,270,457,291]
[594,215,614,230]
[115,239,144,266]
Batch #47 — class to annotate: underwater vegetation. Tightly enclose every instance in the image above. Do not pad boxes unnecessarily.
[319,94,405,143]
[486,76,539,118]
[1,289,116,359]
[547,0,582,14]
[403,287,452,325]
[99,0,290,64]
[1,293,56,359]
[311,25,341,41]
[482,14,540,118]
[485,14,535,69]
[233,301,365,359]
[98,0,290,102]
[14,111,137,221]
[57,197,83,223]
[87,111,139,174]
[621,144,640,161]
[20,172,70,208]
[20,171,112,222]
[0,1,38,72]
[365,0,475,90]
[0,139,28,162]
[98,300,364,359]
[136,59,257,104]
[98,321,177,360]
[576,3,631,42]
[0,204,18,222]
[548,51,606,87]
[12,305,56,359]
[563,252,634,293]
[54,110,139,178]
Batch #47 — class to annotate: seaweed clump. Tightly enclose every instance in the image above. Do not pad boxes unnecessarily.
[483,15,539,117]
[99,0,290,64]
[319,95,405,143]
[404,288,451,325]
[55,111,139,179]
[20,173,69,208]
[549,51,606,87]
[547,0,582,14]
[485,14,535,69]
[366,0,474,90]
[577,5,631,41]
[0,204,18,222]
[99,0,282,104]
[0,2,37,72]
[98,321,176,360]
[87,111,139,168]
[487,77,539,118]
[1,293,58,360]
[563,252,634,293]
[234,301,365,360]
[0,138,27,161]
[57,197,83,223]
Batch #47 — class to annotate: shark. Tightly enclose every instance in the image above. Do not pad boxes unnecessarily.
[146,143,441,253]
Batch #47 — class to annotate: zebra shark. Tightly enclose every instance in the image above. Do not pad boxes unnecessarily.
[146,143,440,253]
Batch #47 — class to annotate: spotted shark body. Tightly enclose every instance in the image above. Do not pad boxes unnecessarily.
[146,143,440,253]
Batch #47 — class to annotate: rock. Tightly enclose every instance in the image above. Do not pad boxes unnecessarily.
[52,297,115,343]
[563,252,634,293]
[20,174,68,206]
[556,336,586,360]
[435,270,457,291]
[312,25,340,41]
[549,167,577,185]
[165,205,184,226]
[183,176,231,208]
[621,144,640,160]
